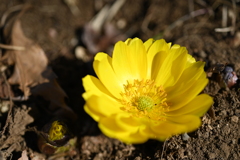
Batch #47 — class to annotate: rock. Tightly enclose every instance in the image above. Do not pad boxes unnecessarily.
[231,116,239,123]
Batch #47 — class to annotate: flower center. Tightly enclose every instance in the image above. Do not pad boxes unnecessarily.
[120,79,170,121]
[136,96,154,111]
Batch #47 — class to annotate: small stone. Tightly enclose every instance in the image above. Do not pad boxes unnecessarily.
[235,109,240,116]
[199,50,207,58]
[231,116,239,123]
[232,139,236,144]
[182,133,190,141]
[209,153,216,159]
[117,19,127,29]
[0,102,10,113]
[134,156,141,160]
[221,110,227,116]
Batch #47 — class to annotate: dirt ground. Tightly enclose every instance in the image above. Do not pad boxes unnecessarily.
[0,0,240,159]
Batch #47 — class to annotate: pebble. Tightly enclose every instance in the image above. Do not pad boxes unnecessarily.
[209,153,216,159]
[221,110,227,116]
[182,133,190,141]
[134,156,141,160]
[231,116,238,123]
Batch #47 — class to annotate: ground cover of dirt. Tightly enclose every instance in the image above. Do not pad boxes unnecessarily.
[0,0,240,160]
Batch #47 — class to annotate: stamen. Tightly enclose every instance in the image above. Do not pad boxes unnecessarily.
[120,79,170,121]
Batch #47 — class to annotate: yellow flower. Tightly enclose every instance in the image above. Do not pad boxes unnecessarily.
[82,38,213,144]
[48,121,67,141]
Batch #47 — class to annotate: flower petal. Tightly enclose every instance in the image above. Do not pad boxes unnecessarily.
[168,78,208,111]
[147,39,170,77]
[93,52,123,98]
[166,61,205,93]
[122,129,149,144]
[112,39,147,82]
[166,61,208,111]
[153,47,188,87]
[186,54,196,66]
[124,38,132,45]
[166,115,202,132]
[149,115,201,138]
[167,94,213,116]
[143,38,154,52]
[84,94,123,122]
[99,113,143,143]
[84,104,103,122]
[82,75,112,100]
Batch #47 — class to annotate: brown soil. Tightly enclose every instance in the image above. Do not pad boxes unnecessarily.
[0,0,240,160]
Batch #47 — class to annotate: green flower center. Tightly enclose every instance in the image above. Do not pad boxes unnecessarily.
[120,79,170,121]
[136,96,154,111]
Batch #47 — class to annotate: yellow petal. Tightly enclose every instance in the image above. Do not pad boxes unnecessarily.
[112,39,147,82]
[153,47,188,87]
[151,51,169,83]
[82,75,112,100]
[147,39,170,77]
[171,44,180,49]
[167,94,213,116]
[99,113,141,142]
[84,95,122,122]
[150,121,186,138]
[93,52,123,98]
[121,129,149,144]
[165,61,206,94]
[84,104,103,122]
[165,47,188,87]
[186,54,196,66]
[168,78,208,111]
[138,123,169,141]
[99,116,129,138]
[124,38,132,45]
[143,38,154,52]
[149,115,201,139]
[166,115,202,133]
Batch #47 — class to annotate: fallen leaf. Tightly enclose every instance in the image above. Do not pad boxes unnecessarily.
[1,20,50,99]
[18,150,29,160]
[0,106,34,158]
[0,14,77,121]
[0,73,14,99]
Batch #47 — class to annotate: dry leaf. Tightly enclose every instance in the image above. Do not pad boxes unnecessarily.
[1,16,77,120]
[1,20,50,98]
[0,106,34,158]
[18,150,29,160]
[0,74,14,98]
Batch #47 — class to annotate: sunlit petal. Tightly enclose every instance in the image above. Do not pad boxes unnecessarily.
[93,52,123,98]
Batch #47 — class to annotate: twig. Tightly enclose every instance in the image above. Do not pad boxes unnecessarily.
[188,0,194,17]
[0,5,24,27]
[89,0,126,33]
[63,0,81,16]
[230,0,237,35]
[215,26,234,33]
[222,5,228,28]
[90,5,110,33]
[106,0,126,22]
[1,4,32,29]
[161,140,167,160]
[0,43,25,51]
[0,72,14,136]
[164,8,212,36]
[141,13,154,35]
